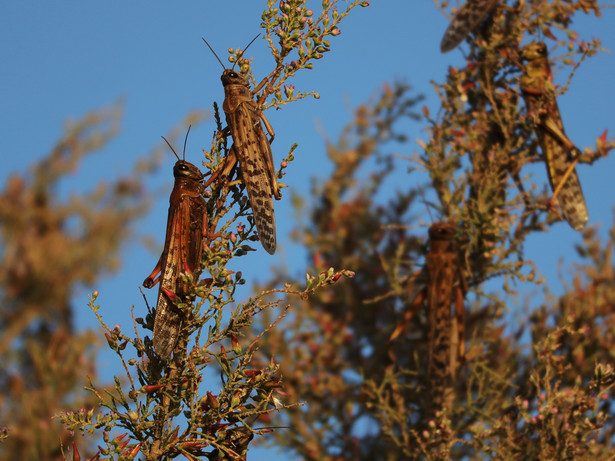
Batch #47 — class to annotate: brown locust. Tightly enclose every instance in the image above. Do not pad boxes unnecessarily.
[143,131,208,360]
[520,42,588,230]
[424,222,466,415]
[203,37,281,255]
[389,222,467,416]
[440,0,498,53]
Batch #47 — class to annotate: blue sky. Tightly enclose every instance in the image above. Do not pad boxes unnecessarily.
[1,1,614,459]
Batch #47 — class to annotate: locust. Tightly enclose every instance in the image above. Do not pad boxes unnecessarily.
[389,222,467,416]
[209,426,253,460]
[440,0,498,53]
[203,37,281,255]
[143,130,208,361]
[424,222,467,415]
[519,42,588,231]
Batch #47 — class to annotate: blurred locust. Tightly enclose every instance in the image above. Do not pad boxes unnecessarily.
[390,222,467,415]
[440,0,498,52]
[209,426,253,460]
[143,130,208,361]
[203,36,281,255]
[520,42,588,230]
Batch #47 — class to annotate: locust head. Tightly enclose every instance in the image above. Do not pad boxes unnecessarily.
[174,160,204,182]
[428,222,456,242]
[520,42,548,63]
[519,42,551,81]
[220,68,251,89]
[203,36,259,89]
[161,127,204,182]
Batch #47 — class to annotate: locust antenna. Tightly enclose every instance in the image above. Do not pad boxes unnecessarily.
[202,37,227,71]
[241,34,260,55]
[231,34,261,70]
[202,34,261,71]
[182,125,191,160]
[161,136,181,162]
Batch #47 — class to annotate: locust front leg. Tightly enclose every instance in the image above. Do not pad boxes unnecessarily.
[388,285,426,345]
[454,284,466,360]
[143,255,163,288]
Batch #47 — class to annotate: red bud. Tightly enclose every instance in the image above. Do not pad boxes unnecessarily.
[72,442,81,461]
[162,287,180,303]
[142,384,165,393]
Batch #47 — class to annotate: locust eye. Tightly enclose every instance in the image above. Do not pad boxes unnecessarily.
[179,164,189,172]
[229,71,239,78]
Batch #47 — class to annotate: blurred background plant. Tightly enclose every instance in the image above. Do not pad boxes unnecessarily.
[1,0,614,460]
[0,103,174,459]
[249,0,615,459]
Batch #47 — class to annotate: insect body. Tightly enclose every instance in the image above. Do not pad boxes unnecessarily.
[143,138,208,360]
[440,0,498,53]
[220,68,281,254]
[203,37,281,255]
[424,222,466,414]
[389,223,467,416]
[520,42,588,230]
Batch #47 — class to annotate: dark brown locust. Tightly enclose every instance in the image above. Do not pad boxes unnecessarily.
[143,131,208,361]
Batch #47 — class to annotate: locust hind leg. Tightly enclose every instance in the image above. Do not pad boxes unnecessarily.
[143,254,163,288]
[256,112,281,200]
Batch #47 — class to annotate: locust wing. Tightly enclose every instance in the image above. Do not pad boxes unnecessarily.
[440,0,498,52]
